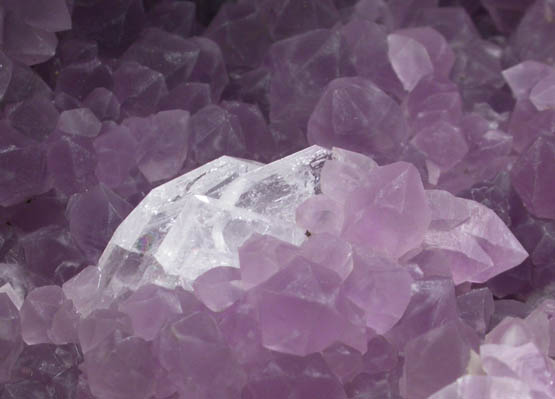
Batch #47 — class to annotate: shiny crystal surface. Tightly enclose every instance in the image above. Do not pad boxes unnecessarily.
[95,146,331,301]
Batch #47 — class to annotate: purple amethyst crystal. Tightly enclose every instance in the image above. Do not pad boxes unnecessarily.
[67,185,132,262]
[123,109,191,183]
[387,27,454,92]
[307,77,408,163]
[20,285,77,345]
[2,1,555,397]
[342,161,430,258]
[0,293,23,383]
[57,108,102,138]
[511,136,555,220]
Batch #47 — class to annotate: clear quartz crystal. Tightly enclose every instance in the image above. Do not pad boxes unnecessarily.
[97,146,331,295]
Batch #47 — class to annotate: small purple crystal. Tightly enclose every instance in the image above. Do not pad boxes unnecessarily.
[307,77,408,163]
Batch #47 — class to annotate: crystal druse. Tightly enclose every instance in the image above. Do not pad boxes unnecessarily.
[1,0,555,398]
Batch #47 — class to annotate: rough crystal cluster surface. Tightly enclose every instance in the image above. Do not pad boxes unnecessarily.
[41,145,532,399]
[2,0,555,398]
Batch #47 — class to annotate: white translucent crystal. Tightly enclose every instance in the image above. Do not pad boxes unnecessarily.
[97,146,331,296]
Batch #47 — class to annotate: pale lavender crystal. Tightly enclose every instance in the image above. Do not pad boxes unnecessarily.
[481,0,534,33]
[78,309,133,354]
[413,190,528,284]
[481,317,555,397]
[8,93,59,141]
[511,0,555,64]
[14,0,72,33]
[54,92,82,112]
[429,375,545,399]
[340,19,403,99]
[217,296,271,368]
[403,77,463,136]
[0,125,49,206]
[532,300,555,357]
[123,110,191,183]
[20,225,84,278]
[71,0,144,52]
[342,162,430,259]
[410,7,479,48]
[159,82,213,114]
[56,58,113,101]
[62,266,102,317]
[401,320,479,399]
[220,100,275,163]
[253,257,366,355]
[300,233,353,281]
[93,124,137,188]
[118,284,181,341]
[46,133,98,196]
[511,136,555,220]
[3,59,51,104]
[320,147,378,204]
[0,293,23,383]
[83,88,121,122]
[20,285,77,345]
[507,99,555,154]
[146,0,195,37]
[351,0,392,25]
[457,287,495,335]
[0,283,23,311]
[267,29,352,128]
[529,71,555,111]
[449,39,505,107]
[254,0,340,40]
[410,119,469,173]
[83,335,156,399]
[56,108,101,138]
[4,343,83,398]
[205,3,272,70]
[67,185,133,262]
[238,234,299,286]
[342,251,413,334]
[244,353,347,399]
[193,267,244,312]
[227,66,271,114]
[387,27,454,92]
[3,12,57,65]
[0,51,14,102]
[113,61,168,117]
[189,104,247,164]
[122,28,199,89]
[438,124,513,194]
[58,38,98,64]
[154,311,245,398]
[322,343,363,383]
[307,77,408,164]
[362,335,399,374]
[47,299,80,345]
[296,195,344,235]
[502,61,554,101]
[188,37,229,102]
[386,277,458,348]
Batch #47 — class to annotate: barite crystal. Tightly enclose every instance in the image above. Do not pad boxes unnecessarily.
[92,146,330,311]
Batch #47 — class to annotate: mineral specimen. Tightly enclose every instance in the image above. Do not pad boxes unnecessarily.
[2,1,555,398]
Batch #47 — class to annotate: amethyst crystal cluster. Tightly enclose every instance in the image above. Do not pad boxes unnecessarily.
[1,0,555,398]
